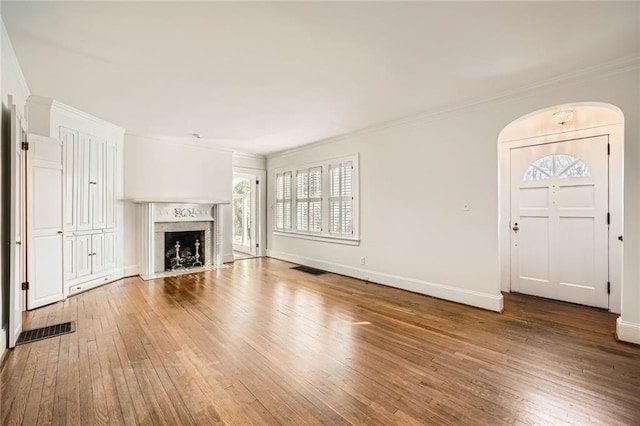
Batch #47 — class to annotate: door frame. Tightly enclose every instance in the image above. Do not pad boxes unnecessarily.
[498,103,624,313]
[7,96,26,348]
[232,168,267,257]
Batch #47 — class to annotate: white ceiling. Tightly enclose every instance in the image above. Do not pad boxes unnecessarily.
[2,1,638,155]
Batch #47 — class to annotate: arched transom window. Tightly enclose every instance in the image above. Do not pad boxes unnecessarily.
[523,153,591,181]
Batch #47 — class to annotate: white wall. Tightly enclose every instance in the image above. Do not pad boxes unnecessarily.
[1,17,30,356]
[122,134,234,273]
[124,134,232,202]
[267,66,640,326]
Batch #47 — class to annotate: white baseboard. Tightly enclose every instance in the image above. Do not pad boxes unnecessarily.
[267,250,503,312]
[223,254,235,263]
[616,317,640,345]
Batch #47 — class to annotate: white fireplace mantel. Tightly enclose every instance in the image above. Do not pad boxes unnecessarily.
[134,201,224,279]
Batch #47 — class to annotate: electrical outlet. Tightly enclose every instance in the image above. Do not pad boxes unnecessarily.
[360,257,366,265]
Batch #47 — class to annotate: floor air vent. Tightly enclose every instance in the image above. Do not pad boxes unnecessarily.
[16,321,76,345]
[291,265,327,276]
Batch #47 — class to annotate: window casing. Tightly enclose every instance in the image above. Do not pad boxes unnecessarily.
[274,154,359,243]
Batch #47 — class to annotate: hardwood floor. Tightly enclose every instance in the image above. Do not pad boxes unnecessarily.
[2,258,639,425]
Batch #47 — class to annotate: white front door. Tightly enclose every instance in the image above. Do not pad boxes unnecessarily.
[510,136,609,308]
[27,134,65,310]
[8,99,24,348]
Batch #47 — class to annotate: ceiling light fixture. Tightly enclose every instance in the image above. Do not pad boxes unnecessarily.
[552,108,574,125]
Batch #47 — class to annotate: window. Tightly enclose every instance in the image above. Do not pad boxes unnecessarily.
[275,171,292,230]
[296,167,322,232]
[523,154,591,181]
[274,154,359,243]
[329,161,352,236]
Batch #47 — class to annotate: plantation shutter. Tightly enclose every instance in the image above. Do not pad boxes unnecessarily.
[276,171,292,230]
[329,161,352,236]
[296,167,322,232]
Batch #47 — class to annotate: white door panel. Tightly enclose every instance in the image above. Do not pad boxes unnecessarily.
[61,127,78,231]
[77,133,92,231]
[30,235,64,307]
[105,142,117,229]
[510,136,608,308]
[32,167,63,230]
[76,235,92,278]
[64,237,76,280]
[92,233,105,274]
[104,232,117,270]
[91,138,107,229]
[28,134,65,310]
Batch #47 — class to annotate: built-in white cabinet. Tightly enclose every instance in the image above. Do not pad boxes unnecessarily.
[27,95,124,297]
[65,230,116,281]
[62,127,115,233]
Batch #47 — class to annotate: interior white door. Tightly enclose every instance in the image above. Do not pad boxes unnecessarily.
[8,98,24,348]
[27,134,65,310]
[510,136,609,308]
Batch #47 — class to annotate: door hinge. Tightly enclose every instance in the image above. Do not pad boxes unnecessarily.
[21,281,29,291]
[607,143,610,155]
[256,180,259,185]
[607,212,610,225]
[607,281,611,294]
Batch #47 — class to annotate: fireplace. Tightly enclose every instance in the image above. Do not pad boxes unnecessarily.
[164,230,205,271]
[134,201,222,279]
[153,220,215,274]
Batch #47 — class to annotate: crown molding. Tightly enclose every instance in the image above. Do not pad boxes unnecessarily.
[268,54,640,159]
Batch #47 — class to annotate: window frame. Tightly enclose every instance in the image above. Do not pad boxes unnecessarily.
[273,154,359,245]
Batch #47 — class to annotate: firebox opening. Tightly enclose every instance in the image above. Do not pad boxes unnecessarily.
[164,230,206,271]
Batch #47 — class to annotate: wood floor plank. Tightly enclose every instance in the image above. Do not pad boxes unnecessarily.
[1,257,639,425]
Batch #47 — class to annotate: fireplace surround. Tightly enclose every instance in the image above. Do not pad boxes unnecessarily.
[135,201,222,279]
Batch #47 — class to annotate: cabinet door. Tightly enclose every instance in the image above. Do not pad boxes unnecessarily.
[76,134,92,231]
[91,233,105,274]
[76,234,92,278]
[105,142,117,229]
[60,127,78,231]
[64,237,76,280]
[104,232,117,270]
[91,138,107,229]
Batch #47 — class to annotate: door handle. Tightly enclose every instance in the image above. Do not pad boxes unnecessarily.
[57,230,63,234]
[16,241,21,245]
[512,223,519,232]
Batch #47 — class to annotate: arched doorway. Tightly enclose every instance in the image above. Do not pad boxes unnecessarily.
[498,103,624,313]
